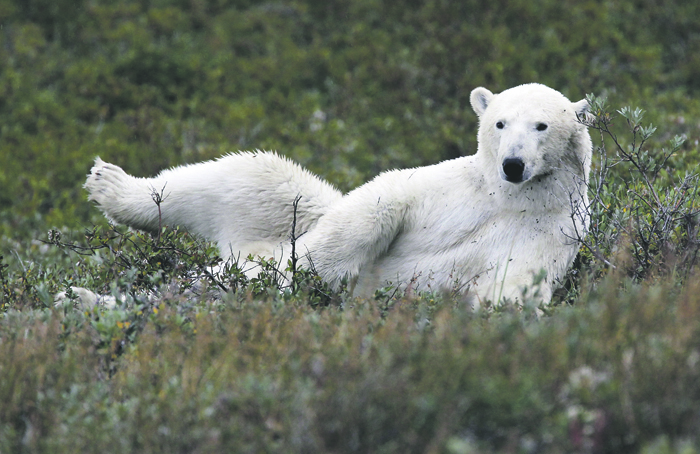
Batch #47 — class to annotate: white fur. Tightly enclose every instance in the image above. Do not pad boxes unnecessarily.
[54,287,117,310]
[84,83,592,304]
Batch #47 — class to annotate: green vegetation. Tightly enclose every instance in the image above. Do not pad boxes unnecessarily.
[2,0,700,452]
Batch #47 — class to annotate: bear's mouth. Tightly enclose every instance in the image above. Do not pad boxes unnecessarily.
[532,171,553,183]
[501,159,555,184]
[507,170,553,185]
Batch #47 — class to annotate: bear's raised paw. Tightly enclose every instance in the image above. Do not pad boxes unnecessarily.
[83,158,134,209]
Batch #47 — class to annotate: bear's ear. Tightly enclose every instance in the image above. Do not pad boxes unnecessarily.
[470,87,494,118]
[573,99,590,120]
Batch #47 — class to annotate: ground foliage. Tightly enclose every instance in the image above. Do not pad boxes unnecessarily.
[3,0,700,452]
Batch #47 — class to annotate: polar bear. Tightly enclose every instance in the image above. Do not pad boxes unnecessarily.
[83,83,591,305]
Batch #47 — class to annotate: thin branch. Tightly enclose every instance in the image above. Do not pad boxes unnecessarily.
[150,183,169,243]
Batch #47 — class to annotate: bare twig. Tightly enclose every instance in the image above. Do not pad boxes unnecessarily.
[288,194,309,293]
[150,183,169,243]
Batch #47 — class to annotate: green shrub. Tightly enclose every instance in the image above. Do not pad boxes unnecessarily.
[568,95,700,289]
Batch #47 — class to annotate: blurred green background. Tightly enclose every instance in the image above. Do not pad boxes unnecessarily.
[2,0,700,240]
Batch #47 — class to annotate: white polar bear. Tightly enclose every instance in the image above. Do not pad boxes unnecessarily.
[83,83,592,305]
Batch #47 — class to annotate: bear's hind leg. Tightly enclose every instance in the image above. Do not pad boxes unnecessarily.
[84,158,161,232]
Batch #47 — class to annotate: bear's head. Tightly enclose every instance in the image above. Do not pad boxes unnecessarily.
[470,83,591,186]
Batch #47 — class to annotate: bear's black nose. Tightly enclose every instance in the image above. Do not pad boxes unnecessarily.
[502,158,525,183]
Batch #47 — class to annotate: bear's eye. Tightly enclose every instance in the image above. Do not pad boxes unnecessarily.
[536,123,548,131]
[496,121,505,129]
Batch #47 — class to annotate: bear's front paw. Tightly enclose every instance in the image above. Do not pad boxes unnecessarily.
[84,157,131,207]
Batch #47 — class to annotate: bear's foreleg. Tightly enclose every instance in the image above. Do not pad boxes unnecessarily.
[297,184,409,290]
